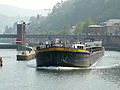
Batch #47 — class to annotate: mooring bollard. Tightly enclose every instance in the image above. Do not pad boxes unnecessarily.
[0,57,3,66]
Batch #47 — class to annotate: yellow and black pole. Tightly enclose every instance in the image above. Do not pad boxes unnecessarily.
[0,57,3,66]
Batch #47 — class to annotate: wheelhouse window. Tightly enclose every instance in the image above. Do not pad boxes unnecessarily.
[77,46,83,49]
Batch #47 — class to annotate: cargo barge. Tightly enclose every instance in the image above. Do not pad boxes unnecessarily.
[36,39,104,67]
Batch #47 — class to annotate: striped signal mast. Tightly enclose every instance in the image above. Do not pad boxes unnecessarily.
[44,7,52,15]
[16,21,27,51]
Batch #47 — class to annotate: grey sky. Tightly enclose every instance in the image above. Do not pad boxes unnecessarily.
[0,0,66,9]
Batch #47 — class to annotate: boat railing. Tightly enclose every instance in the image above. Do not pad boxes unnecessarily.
[37,43,74,49]
[37,41,89,50]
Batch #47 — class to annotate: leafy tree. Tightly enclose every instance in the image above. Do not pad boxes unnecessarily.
[47,30,58,35]
[62,24,69,30]
[37,31,46,35]
[58,30,70,35]
[74,22,85,35]
[83,18,94,32]
[84,18,94,26]
[58,24,70,35]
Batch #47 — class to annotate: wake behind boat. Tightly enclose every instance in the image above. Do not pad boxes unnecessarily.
[36,38,104,67]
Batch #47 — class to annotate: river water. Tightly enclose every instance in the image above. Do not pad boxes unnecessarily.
[0,49,120,90]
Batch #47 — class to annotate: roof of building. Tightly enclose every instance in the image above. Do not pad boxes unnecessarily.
[88,25,103,28]
[105,19,120,26]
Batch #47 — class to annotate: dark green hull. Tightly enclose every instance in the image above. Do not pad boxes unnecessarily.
[36,49,104,67]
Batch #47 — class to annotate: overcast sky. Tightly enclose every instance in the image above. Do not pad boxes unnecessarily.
[0,0,66,9]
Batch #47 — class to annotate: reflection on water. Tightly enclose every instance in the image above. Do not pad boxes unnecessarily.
[0,50,120,90]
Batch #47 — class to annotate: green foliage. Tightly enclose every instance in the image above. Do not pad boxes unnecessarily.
[37,30,58,35]
[28,0,120,34]
[74,18,94,35]
[47,30,58,35]
[83,18,94,33]
[74,22,84,35]
[58,30,70,35]
[62,24,69,31]
[37,31,46,35]
[84,18,94,26]
[58,24,71,35]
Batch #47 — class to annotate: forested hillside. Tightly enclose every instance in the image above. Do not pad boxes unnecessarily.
[0,4,46,33]
[29,0,120,33]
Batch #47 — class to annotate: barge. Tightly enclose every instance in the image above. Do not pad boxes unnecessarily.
[36,39,104,67]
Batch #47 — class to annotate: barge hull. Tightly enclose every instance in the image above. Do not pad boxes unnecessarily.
[36,50,104,67]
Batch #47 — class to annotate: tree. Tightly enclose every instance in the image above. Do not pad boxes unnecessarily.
[84,18,94,27]
[74,22,85,35]
[37,31,46,35]
[58,30,69,35]
[58,24,70,35]
[47,30,57,35]
[83,18,94,33]
[62,24,69,30]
